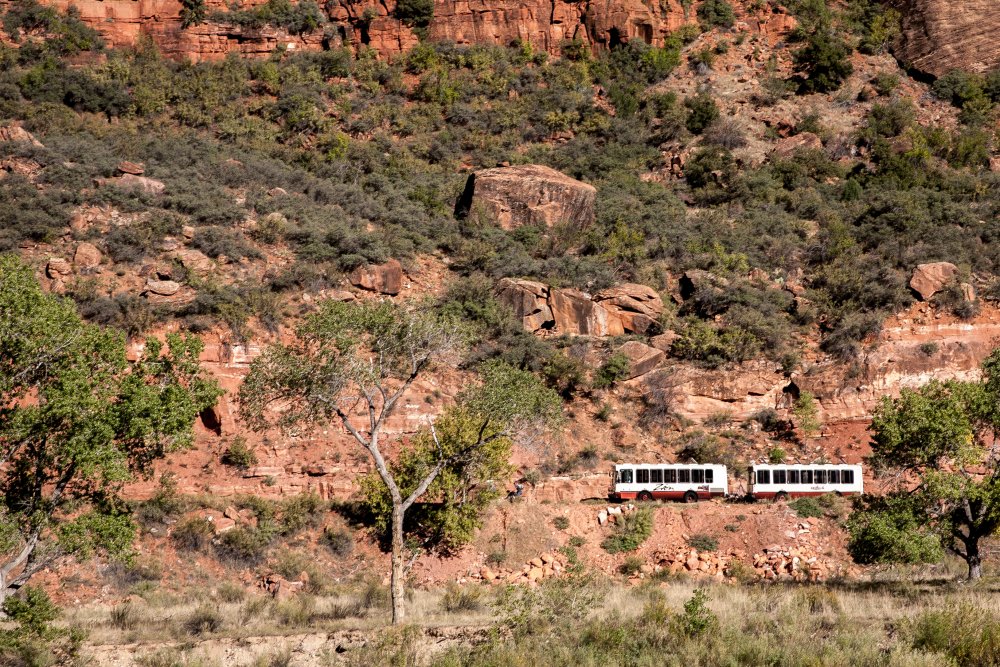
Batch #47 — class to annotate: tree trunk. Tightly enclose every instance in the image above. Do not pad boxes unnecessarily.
[390,502,406,624]
[967,539,983,580]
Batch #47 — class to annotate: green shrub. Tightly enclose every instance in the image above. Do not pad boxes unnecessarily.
[221,436,258,469]
[684,93,720,135]
[697,0,735,28]
[184,605,222,635]
[214,526,271,564]
[321,526,354,557]
[552,516,570,531]
[602,507,653,554]
[171,516,214,551]
[789,497,824,518]
[687,534,718,552]
[440,583,486,612]
[767,447,786,464]
[592,351,631,390]
[394,0,433,29]
[792,29,853,94]
[109,602,140,630]
[618,555,644,575]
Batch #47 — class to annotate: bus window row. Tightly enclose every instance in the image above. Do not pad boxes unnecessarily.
[755,469,855,485]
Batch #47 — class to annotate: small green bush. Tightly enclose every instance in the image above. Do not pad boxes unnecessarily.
[184,605,223,636]
[687,534,719,552]
[602,507,653,554]
[440,583,486,612]
[618,555,644,575]
[171,516,214,551]
[552,516,570,531]
[221,436,258,469]
[321,526,354,557]
[789,497,824,519]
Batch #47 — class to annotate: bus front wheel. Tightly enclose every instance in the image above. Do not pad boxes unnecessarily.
[774,491,788,502]
[684,491,698,504]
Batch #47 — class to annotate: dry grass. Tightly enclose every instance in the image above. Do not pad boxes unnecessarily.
[64,564,1000,666]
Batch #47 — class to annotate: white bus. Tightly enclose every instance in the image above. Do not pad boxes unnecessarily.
[748,464,863,501]
[611,464,729,502]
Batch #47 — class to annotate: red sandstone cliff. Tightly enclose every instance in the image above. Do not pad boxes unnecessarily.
[0,0,734,61]
[893,0,1000,77]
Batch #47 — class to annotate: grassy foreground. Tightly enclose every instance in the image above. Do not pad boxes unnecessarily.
[46,564,1000,666]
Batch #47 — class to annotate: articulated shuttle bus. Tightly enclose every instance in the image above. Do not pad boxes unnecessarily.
[611,463,729,502]
[747,464,863,500]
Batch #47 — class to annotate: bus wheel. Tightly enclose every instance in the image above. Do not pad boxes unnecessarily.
[684,491,698,504]
[774,491,788,503]
[638,491,653,502]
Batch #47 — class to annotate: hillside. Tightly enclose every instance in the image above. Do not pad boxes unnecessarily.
[3,0,1000,663]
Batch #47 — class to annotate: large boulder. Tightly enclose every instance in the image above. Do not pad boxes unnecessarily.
[910,262,958,300]
[349,259,403,295]
[594,283,664,334]
[456,164,596,230]
[74,242,102,270]
[174,248,214,276]
[549,288,624,336]
[496,278,554,331]
[617,341,666,379]
[145,278,181,296]
[46,257,72,277]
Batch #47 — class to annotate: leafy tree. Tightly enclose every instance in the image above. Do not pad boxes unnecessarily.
[0,255,221,605]
[361,362,559,551]
[238,301,559,623]
[849,353,1000,579]
[792,28,853,94]
[394,0,434,30]
[792,390,821,438]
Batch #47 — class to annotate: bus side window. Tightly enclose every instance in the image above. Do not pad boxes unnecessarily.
[789,470,800,484]
[637,469,650,484]
[802,470,813,484]
[678,469,691,483]
[815,470,826,484]
[829,470,840,484]
[842,470,854,485]
[773,470,786,485]
[620,469,633,484]
[692,469,705,483]
[665,469,677,483]
[705,469,713,483]
[756,469,770,485]
[651,469,663,483]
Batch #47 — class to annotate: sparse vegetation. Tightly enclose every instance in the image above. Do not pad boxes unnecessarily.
[602,507,653,554]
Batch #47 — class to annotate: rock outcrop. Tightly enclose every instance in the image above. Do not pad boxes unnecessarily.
[909,261,957,300]
[496,278,554,331]
[349,258,404,295]
[894,0,1000,77]
[549,288,624,336]
[617,340,665,379]
[594,283,664,334]
[456,164,596,230]
[495,278,665,337]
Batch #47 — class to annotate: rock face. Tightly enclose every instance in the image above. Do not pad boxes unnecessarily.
[2,0,801,63]
[456,165,596,230]
[549,288,624,336]
[496,278,665,336]
[496,278,554,331]
[895,0,1000,77]
[594,283,664,334]
[617,341,665,379]
[349,258,403,295]
[771,132,823,158]
[909,262,958,300]
[145,278,181,296]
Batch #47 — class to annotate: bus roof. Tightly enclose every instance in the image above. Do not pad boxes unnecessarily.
[614,463,727,469]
